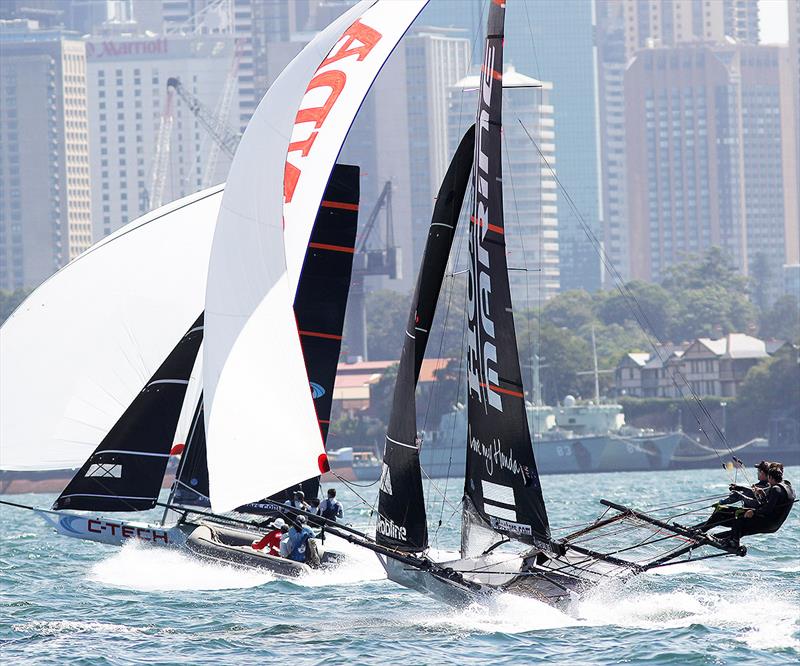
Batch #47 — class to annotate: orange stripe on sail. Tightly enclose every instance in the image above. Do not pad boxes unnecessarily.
[321,200,359,211]
[470,215,504,235]
[480,382,523,398]
[308,242,355,254]
[299,330,343,340]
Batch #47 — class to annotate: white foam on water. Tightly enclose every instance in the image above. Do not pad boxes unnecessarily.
[294,534,387,587]
[415,592,576,634]
[577,584,800,651]
[88,540,274,592]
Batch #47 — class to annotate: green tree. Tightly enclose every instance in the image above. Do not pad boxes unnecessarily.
[359,289,410,360]
[669,285,757,341]
[750,251,772,313]
[734,344,800,439]
[597,280,675,341]
[759,295,800,342]
[541,290,595,330]
[662,246,748,293]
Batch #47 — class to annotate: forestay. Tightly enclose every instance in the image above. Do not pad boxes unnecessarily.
[0,186,222,472]
[377,126,474,552]
[462,0,550,557]
[204,0,427,512]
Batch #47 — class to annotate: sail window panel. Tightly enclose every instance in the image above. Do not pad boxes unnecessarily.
[85,463,122,478]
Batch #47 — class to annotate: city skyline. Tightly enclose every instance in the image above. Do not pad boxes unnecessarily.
[0,0,798,306]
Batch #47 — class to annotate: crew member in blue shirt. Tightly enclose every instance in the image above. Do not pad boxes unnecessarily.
[285,515,315,562]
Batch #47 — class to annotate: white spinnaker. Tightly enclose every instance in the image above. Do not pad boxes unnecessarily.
[204,0,427,513]
[0,186,222,471]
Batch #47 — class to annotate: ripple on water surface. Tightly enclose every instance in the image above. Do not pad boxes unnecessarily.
[1,469,798,664]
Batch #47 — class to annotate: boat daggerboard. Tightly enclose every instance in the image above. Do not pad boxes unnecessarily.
[52,315,204,512]
[376,126,475,552]
[0,186,221,473]
[204,0,428,513]
[463,0,551,558]
[173,163,361,511]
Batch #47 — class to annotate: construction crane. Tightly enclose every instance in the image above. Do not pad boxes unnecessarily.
[201,40,242,187]
[167,77,241,160]
[147,85,175,210]
[347,180,402,361]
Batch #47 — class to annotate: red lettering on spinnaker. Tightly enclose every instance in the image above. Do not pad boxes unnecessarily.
[283,18,383,205]
[320,20,382,68]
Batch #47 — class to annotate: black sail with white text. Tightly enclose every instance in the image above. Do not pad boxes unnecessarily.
[462,0,550,556]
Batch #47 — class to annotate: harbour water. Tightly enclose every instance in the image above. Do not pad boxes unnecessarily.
[1,467,798,664]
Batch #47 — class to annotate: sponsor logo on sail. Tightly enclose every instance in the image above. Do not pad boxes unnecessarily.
[284,19,384,204]
[466,38,502,413]
[376,514,406,541]
[59,515,169,543]
[468,425,524,478]
[310,381,326,399]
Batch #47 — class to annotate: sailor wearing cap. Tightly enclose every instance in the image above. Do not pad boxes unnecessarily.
[251,517,288,556]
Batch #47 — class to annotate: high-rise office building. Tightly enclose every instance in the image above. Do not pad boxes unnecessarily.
[624,43,798,302]
[85,31,237,238]
[596,0,760,282]
[0,20,92,289]
[404,27,470,265]
[449,68,559,306]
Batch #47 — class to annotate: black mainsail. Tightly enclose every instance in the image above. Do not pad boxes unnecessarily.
[53,315,204,512]
[377,126,475,552]
[173,164,360,512]
[462,0,550,555]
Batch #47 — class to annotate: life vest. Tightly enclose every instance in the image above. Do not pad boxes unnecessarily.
[320,498,341,520]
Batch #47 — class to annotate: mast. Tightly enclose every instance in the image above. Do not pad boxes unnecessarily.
[377,126,475,552]
[53,315,204,512]
[462,0,551,557]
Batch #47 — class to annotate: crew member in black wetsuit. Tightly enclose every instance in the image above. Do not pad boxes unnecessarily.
[694,461,772,531]
[718,466,796,546]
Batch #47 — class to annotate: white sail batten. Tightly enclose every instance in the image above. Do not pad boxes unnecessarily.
[203,0,427,513]
[0,186,222,471]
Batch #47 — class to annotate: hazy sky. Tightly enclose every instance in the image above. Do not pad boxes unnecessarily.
[760,0,789,44]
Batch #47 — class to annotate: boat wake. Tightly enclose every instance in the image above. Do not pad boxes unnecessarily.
[577,583,800,650]
[88,540,274,592]
[414,581,799,651]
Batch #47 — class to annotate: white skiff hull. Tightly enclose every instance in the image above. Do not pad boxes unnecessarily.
[33,508,187,547]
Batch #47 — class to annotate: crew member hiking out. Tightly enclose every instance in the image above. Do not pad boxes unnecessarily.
[317,488,343,522]
[695,460,772,531]
[716,466,796,546]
